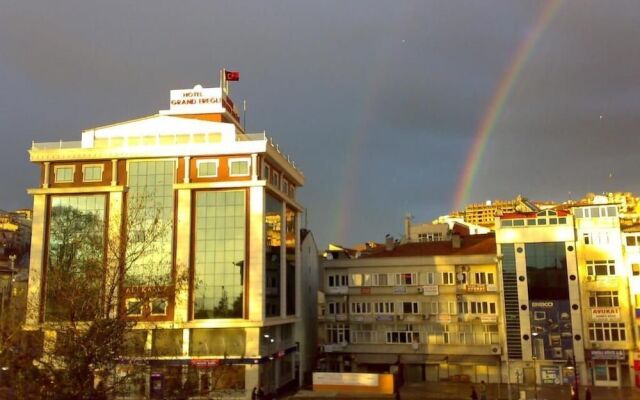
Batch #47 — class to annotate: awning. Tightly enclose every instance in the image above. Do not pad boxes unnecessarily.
[354,354,399,364]
[448,355,500,365]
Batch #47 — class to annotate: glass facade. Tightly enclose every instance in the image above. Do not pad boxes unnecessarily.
[265,194,282,318]
[525,242,572,360]
[194,190,245,319]
[525,242,568,300]
[45,195,106,321]
[126,160,175,285]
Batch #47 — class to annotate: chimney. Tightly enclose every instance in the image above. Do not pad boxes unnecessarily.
[385,234,395,251]
[452,234,461,249]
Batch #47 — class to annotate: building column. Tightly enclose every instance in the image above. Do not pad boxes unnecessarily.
[111,159,118,186]
[175,189,191,322]
[280,202,287,318]
[183,156,190,184]
[43,162,50,188]
[25,194,47,327]
[248,186,265,321]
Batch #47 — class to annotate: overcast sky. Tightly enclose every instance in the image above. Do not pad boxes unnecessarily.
[1,0,639,248]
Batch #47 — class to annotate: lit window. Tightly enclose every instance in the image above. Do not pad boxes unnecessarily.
[196,160,218,178]
[229,159,250,176]
[54,166,75,183]
[82,165,103,182]
[150,298,168,316]
[126,299,143,316]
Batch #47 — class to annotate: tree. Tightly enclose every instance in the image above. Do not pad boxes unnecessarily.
[0,195,187,400]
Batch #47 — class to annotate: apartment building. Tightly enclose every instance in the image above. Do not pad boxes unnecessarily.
[319,234,503,384]
[574,204,634,387]
[25,82,305,399]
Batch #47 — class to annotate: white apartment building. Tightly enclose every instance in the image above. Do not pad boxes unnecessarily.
[319,235,503,384]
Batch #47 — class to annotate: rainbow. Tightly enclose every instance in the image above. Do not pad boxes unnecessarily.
[453,0,565,211]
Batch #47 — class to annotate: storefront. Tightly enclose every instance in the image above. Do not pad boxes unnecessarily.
[587,350,629,387]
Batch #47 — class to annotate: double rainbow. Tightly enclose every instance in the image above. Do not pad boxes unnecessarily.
[453,0,565,211]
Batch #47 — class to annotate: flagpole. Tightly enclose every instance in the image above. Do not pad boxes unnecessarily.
[243,100,247,130]
[219,68,225,91]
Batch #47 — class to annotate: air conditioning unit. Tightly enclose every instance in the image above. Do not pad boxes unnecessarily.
[586,275,596,282]
[417,287,424,293]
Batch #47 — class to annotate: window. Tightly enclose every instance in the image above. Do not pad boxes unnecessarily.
[588,323,626,342]
[576,206,618,219]
[351,324,376,344]
[150,298,168,316]
[374,302,395,314]
[589,291,619,307]
[282,179,289,195]
[386,326,419,344]
[82,164,103,182]
[587,260,616,276]
[442,272,454,285]
[438,301,455,315]
[196,159,218,177]
[402,302,419,314]
[54,166,74,183]
[126,299,143,316]
[271,171,279,187]
[474,272,495,285]
[327,324,349,344]
[534,311,546,320]
[350,273,371,287]
[328,302,347,315]
[583,233,591,245]
[328,274,348,288]
[351,302,371,314]
[469,301,496,314]
[417,232,443,242]
[633,264,640,276]
[423,271,435,285]
[228,159,250,176]
[395,273,417,286]
[373,273,388,286]
[627,236,637,246]
[457,301,468,314]
[262,163,271,180]
[425,301,438,315]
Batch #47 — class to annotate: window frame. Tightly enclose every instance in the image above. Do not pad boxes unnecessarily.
[196,159,219,178]
[228,158,251,177]
[54,165,75,183]
[150,298,168,316]
[82,164,104,182]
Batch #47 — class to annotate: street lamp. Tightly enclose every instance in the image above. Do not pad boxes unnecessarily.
[566,355,579,400]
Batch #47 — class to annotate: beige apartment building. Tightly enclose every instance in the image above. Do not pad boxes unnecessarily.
[319,235,504,384]
[24,82,305,399]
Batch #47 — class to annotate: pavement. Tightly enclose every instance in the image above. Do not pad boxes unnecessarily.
[398,381,640,400]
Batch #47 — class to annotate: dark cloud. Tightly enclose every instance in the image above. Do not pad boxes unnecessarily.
[0,0,639,247]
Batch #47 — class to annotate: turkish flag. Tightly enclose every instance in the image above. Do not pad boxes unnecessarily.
[225,70,240,81]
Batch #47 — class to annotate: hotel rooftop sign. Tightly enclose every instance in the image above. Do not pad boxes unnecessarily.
[161,85,225,115]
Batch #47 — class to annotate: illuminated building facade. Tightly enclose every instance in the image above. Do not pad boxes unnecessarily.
[319,235,504,384]
[24,83,305,398]
[495,210,587,388]
[574,204,634,388]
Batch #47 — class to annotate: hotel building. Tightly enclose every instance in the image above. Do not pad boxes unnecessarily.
[319,234,504,384]
[24,82,305,398]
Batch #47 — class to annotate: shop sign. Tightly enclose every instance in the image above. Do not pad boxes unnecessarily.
[591,307,620,321]
[393,286,407,294]
[480,315,497,323]
[541,366,561,384]
[590,350,626,360]
[531,301,554,308]
[313,372,379,387]
[421,285,438,296]
[376,315,394,322]
[191,359,222,368]
[465,284,486,293]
